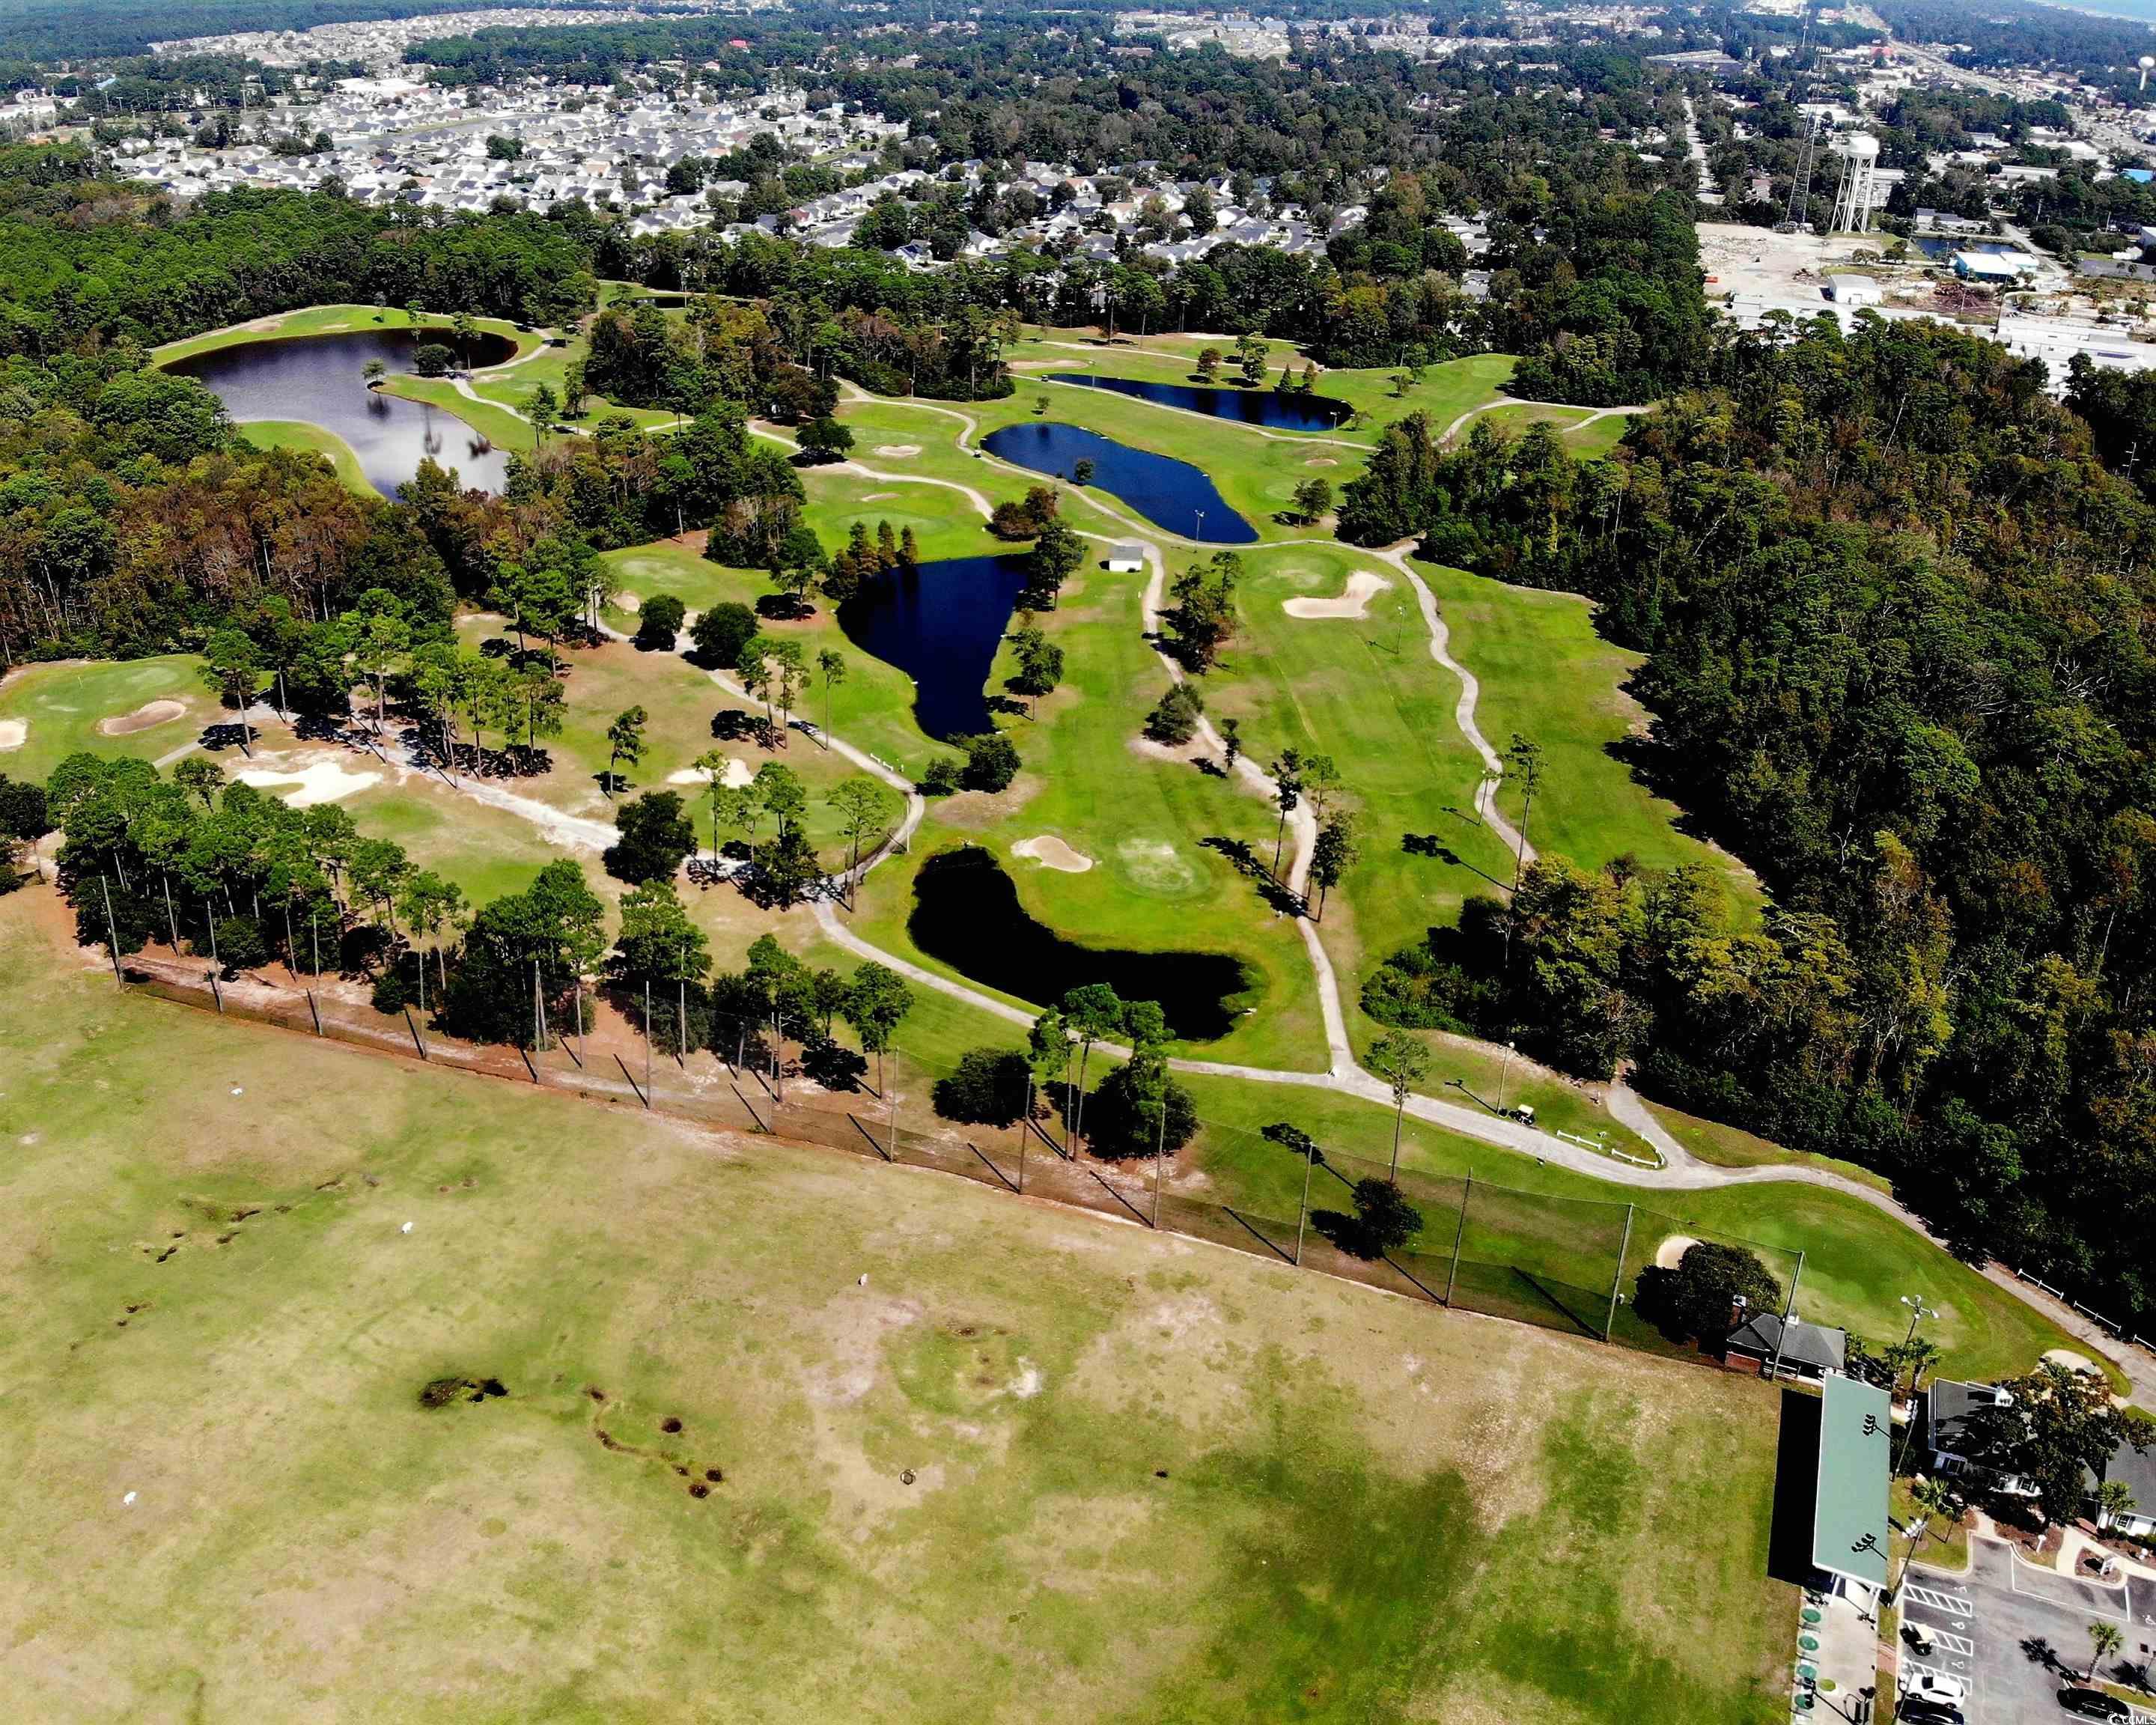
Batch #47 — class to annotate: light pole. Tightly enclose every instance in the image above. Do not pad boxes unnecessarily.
[1194,508,1205,541]
[1496,1040,1516,1118]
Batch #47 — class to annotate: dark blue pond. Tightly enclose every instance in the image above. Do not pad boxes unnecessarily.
[910,847,1252,1041]
[1046,372,1350,432]
[835,553,1034,741]
[982,422,1257,544]
[166,328,516,500]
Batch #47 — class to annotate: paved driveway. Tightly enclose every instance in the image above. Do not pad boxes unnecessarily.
[1901,1540,2156,1723]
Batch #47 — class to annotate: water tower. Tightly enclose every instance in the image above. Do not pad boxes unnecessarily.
[2140,52,2154,91]
[1829,131,1883,234]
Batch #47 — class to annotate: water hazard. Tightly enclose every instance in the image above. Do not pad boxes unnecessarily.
[167,328,517,500]
[835,553,1035,741]
[982,422,1256,544]
[908,847,1253,1041]
[1045,372,1349,432]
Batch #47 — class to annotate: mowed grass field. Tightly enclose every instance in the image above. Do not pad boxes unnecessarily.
[0,893,1794,1724]
[0,655,210,782]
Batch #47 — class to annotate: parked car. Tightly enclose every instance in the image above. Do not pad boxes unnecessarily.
[2059,1688,2132,1721]
[1903,1668,1969,1706]
[1900,1701,1964,1725]
[1903,1621,1937,1657]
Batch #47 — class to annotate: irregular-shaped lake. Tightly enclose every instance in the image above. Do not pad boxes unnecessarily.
[166,329,517,500]
[836,553,1034,742]
[982,422,1257,544]
[908,847,1253,1041]
[1044,372,1350,432]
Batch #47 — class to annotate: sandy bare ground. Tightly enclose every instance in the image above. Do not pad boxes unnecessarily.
[1011,834,1093,873]
[667,758,754,789]
[237,757,383,808]
[100,699,187,736]
[1282,570,1391,621]
[1654,1235,1700,1271]
[0,719,23,750]
[615,591,642,612]
[873,444,922,457]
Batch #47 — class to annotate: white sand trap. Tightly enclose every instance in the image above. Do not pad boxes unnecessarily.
[1011,834,1093,872]
[874,443,922,457]
[1654,1235,1699,1271]
[667,758,755,788]
[1283,571,1390,621]
[99,698,186,736]
[2044,1348,2099,1376]
[863,491,898,501]
[1304,455,1339,467]
[0,719,23,750]
[615,591,642,612]
[237,759,382,808]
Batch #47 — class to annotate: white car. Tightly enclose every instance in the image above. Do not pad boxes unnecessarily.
[1900,1668,1968,1706]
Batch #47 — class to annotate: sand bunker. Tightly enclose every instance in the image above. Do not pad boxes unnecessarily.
[615,592,642,613]
[99,699,187,737]
[1011,834,1093,873]
[0,719,23,750]
[874,444,922,458]
[863,491,898,501]
[1304,455,1338,467]
[2043,1348,2100,1376]
[1282,571,1390,621]
[237,759,382,808]
[667,758,755,789]
[1654,1235,1699,1271]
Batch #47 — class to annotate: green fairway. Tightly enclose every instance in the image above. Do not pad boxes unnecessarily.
[379,373,536,453]
[1005,329,1532,448]
[0,655,208,782]
[0,891,1796,1724]
[1417,558,1760,917]
[237,419,371,493]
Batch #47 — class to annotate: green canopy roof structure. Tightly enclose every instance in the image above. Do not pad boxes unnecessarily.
[1813,1375,1891,1590]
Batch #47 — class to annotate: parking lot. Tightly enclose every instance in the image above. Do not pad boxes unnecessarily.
[1900,1540,2156,1723]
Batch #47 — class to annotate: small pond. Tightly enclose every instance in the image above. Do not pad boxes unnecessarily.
[982,422,1257,544]
[836,553,1035,741]
[167,328,517,500]
[1045,372,1350,432]
[908,847,1253,1041]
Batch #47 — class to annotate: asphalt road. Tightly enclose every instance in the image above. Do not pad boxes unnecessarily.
[1901,1542,2156,1724]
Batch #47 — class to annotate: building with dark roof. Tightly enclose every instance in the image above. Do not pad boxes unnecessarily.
[1725,1312,1846,1381]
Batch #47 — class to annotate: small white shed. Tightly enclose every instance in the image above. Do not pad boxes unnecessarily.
[1105,544,1145,573]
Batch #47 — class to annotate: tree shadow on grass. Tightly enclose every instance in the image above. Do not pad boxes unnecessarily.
[1200,836,1305,915]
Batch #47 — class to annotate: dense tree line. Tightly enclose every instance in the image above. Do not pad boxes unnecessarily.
[0,153,596,355]
[1352,313,2156,1326]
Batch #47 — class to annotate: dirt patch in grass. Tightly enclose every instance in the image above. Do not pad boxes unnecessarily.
[418,1375,508,1408]
[0,719,26,750]
[873,444,922,458]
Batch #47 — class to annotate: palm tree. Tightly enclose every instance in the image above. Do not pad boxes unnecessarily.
[2089,1619,2124,1682]
[362,357,386,390]
[1894,1475,1961,1588]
